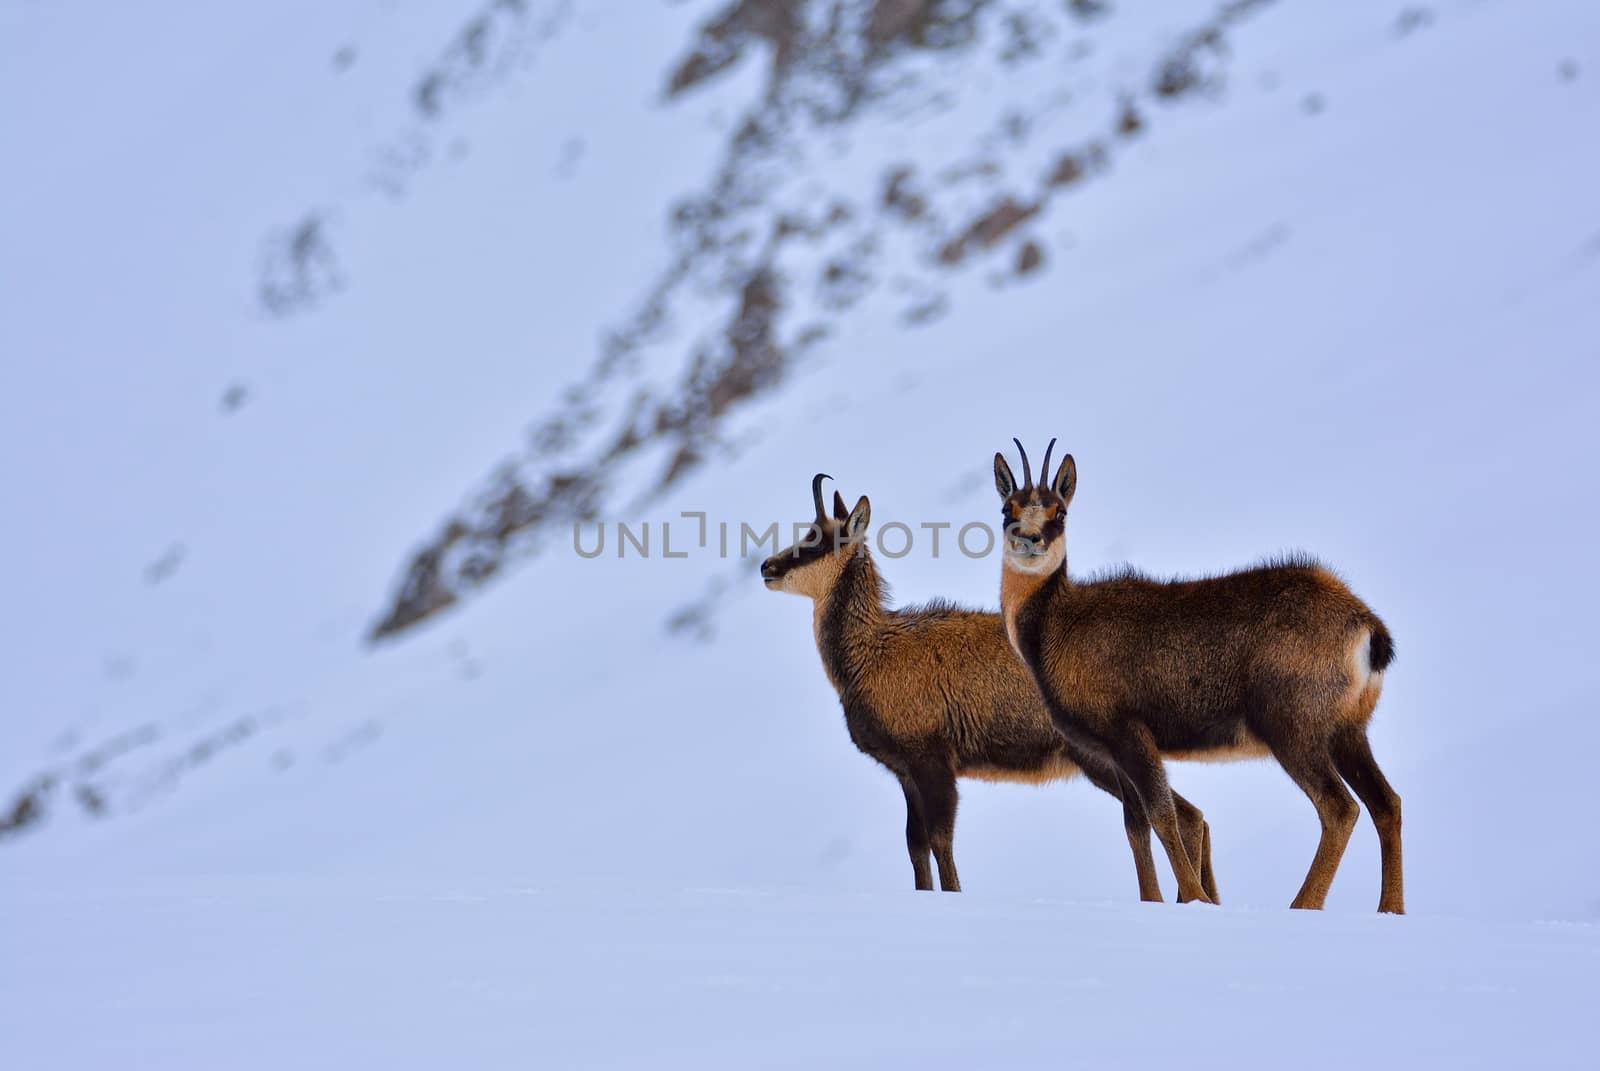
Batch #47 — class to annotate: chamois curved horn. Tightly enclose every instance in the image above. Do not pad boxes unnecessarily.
[1040,438,1057,490]
[812,473,833,519]
[1012,438,1033,489]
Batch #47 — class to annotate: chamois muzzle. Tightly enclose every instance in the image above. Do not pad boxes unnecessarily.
[1006,528,1045,556]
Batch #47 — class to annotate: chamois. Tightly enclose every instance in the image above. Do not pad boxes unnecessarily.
[994,439,1403,912]
[761,473,1217,898]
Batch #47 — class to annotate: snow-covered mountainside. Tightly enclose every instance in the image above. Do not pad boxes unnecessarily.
[3,0,1600,1062]
[5,880,1596,1069]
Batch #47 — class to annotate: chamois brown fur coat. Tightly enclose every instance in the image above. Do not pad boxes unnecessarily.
[763,476,1214,898]
[995,441,1403,912]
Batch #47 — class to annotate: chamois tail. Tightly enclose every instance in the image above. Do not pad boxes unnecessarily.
[1367,617,1395,673]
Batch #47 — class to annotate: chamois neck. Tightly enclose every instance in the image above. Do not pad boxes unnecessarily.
[1000,556,1064,654]
[813,549,887,693]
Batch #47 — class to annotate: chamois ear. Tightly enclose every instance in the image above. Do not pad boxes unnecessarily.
[1052,453,1077,503]
[846,495,871,540]
[993,453,1016,498]
[833,490,849,521]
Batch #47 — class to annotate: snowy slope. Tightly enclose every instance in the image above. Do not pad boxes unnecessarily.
[4,881,1596,1070]
[3,0,1600,1061]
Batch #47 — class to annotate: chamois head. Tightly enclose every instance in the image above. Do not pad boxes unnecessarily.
[994,438,1076,576]
[761,473,871,598]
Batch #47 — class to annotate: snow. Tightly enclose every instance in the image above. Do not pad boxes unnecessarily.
[5,881,1595,1069]
[3,0,1600,1064]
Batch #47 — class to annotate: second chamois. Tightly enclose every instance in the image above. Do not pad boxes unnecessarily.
[994,439,1403,913]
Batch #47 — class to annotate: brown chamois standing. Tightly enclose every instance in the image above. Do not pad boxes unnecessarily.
[761,473,1218,898]
[993,439,1403,912]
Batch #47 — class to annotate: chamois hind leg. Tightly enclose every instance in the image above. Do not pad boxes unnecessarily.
[912,765,961,892]
[1173,791,1219,904]
[1265,733,1359,910]
[1107,723,1212,904]
[1330,725,1404,914]
[898,775,934,892]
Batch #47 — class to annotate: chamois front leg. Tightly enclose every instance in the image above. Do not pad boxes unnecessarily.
[1114,770,1164,902]
[1066,747,1162,900]
[1060,737,1166,901]
[899,775,934,891]
[1173,791,1220,904]
[1108,723,1213,904]
[911,765,961,892]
